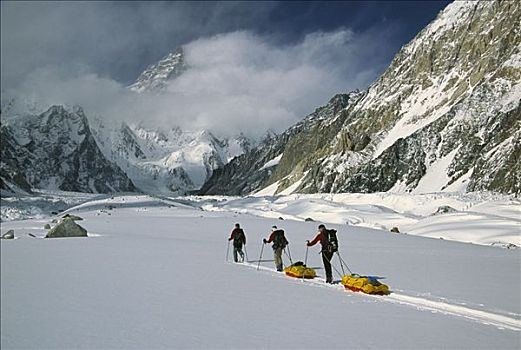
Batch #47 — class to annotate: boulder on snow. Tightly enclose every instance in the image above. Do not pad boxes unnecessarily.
[390,227,400,233]
[2,230,15,239]
[45,218,87,238]
[62,214,83,221]
[433,205,457,215]
[278,217,285,220]
[305,217,315,222]
[44,223,51,230]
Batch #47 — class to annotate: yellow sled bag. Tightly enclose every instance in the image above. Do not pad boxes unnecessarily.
[284,262,316,279]
[341,274,390,295]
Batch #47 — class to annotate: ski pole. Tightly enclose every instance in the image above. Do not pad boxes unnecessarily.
[304,244,309,266]
[286,244,293,265]
[257,242,265,271]
[226,240,230,262]
[244,245,249,263]
[283,248,293,265]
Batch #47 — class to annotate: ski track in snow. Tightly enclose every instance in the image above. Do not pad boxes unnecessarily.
[237,261,521,332]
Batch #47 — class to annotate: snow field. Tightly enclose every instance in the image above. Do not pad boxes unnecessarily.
[1,195,520,349]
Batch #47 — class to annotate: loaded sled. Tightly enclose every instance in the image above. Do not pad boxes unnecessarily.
[284,261,316,279]
[341,274,390,295]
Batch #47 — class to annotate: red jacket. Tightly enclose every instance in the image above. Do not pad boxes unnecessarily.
[307,231,326,247]
[264,230,288,245]
[229,228,246,245]
[265,230,277,243]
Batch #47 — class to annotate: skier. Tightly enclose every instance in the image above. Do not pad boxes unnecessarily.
[263,225,289,272]
[306,224,338,283]
[228,223,246,263]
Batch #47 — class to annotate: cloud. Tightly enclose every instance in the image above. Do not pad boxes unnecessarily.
[2,27,397,138]
[1,2,402,138]
[0,1,278,86]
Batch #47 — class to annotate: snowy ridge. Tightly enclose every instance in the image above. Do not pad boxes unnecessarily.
[401,1,478,57]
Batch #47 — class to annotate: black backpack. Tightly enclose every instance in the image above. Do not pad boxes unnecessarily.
[272,229,288,250]
[325,229,338,253]
[233,229,244,248]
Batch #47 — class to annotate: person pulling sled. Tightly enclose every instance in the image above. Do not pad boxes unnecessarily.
[306,224,339,283]
[263,226,289,272]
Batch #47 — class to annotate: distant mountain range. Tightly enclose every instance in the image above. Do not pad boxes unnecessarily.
[1,0,519,196]
[0,48,252,195]
[200,0,521,196]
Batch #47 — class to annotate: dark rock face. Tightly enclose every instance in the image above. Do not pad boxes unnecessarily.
[200,1,521,196]
[199,92,361,195]
[0,106,136,194]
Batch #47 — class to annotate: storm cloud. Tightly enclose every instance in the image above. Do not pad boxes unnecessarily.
[1,1,443,137]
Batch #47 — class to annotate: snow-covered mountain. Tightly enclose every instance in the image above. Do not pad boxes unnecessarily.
[91,117,251,194]
[1,47,252,195]
[95,46,252,194]
[128,47,187,93]
[0,105,135,194]
[201,0,521,196]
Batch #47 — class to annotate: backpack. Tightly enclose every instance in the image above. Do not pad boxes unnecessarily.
[233,229,244,248]
[272,229,288,250]
[324,229,338,253]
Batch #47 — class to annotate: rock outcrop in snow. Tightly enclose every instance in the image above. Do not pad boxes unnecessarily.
[45,217,88,238]
[201,0,521,195]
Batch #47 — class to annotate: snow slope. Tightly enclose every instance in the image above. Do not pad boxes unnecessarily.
[186,192,521,248]
[1,195,520,349]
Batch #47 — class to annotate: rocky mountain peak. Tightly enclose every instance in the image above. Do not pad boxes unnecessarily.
[1,105,135,194]
[200,0,521,196]
[128,47,187,93]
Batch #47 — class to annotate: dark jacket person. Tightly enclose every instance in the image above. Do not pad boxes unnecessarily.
[229,223,246,263]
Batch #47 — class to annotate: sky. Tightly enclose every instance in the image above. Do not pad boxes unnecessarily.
[1,1,451,137]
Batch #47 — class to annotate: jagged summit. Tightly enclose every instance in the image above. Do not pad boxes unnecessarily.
[128,47,187,93]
